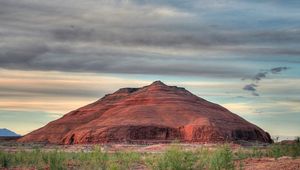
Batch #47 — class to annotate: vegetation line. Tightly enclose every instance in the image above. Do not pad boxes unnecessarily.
[1,141,300,170]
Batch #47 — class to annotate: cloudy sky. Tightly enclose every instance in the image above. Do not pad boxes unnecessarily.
[0,0,299,138]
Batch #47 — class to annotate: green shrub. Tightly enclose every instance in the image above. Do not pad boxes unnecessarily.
[90,146,109,170]
[209,145,234,170]
[75,146,109,170]
[267,144,288,159]
[250,147,264,158]
[146,146,203,170]
[110,151,141,170]
[234,149,250,160]
[193,147,210,169]
[0,151,11,168]
[48,150,67,170]
[290,143,300,158]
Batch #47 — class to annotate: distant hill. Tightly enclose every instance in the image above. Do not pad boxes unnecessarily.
[19,81,272,144]
[0,128,20,137]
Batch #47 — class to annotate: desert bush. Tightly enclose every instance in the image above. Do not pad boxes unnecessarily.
[0,148,68,170]
[28,148,46,169]
[268,144,283,158]
[109,151,141,170]
[209,145,234,170]
[1,149,43,169]
[47,150,67,170]
[233,141,300,160]
[266,142,300,159]
[234,149,250,160]
[233,141,300,161]
[73,146,109,170]
[87,146,109,170]
[146,146,206,170]
[0,150,11,168]
[193,147,210,169]
[290,142,300,158]
[146,145,234,170]
[250,147,264,158]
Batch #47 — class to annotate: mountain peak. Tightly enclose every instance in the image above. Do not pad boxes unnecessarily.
[150,80,167,86]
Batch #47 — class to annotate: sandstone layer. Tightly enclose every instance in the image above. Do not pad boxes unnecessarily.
[19,81,272,144]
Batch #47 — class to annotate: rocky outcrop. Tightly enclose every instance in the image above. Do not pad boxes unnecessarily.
[19,81,272,144]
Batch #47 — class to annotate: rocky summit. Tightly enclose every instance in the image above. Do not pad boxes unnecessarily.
[19,81,272,144]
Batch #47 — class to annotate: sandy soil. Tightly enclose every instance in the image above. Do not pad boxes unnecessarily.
[238,157,300,170]
[0,141,221,153]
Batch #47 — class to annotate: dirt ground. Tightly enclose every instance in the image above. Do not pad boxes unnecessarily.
[0,142,220,153]
[240,157,300,170]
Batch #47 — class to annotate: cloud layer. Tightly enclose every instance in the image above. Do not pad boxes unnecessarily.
[0,0,300,77]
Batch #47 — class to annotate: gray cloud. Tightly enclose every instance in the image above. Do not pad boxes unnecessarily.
[0,0,299,77]
[0,44,49,67]
[252,72,268,81]
[243,84,259,96]
[243,67,289,96]
[48,26,300,52]
[243,83,257,92]
[271,67,289,74]
[52,26,95,42]
[0,43,251,77]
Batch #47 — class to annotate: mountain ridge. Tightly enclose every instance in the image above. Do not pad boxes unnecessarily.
[0,128,20,137]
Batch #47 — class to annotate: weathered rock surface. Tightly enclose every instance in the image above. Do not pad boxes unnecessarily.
[19,81,272,144]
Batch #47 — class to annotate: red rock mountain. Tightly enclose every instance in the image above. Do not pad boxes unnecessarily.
[19,81,272,144]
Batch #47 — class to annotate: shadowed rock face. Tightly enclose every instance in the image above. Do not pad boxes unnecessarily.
[19,81,272,144]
